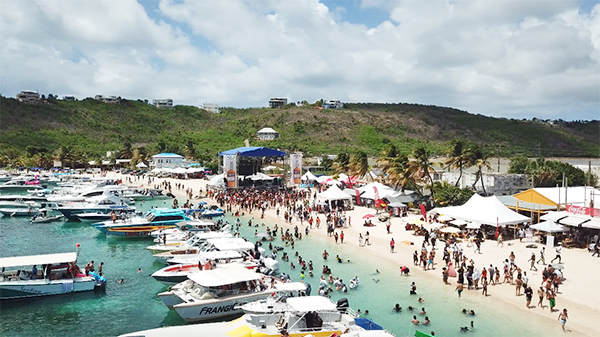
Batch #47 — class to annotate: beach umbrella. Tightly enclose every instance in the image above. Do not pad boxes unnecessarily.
[466,222,481,229]
[199,201,207,205]
[362,214,375,219]
[425,222,444,230]
[530,221,567,233]
[440,227,461,233]
[409,219,427,225]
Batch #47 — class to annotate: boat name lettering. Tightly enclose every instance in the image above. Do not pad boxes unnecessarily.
[199,303,237,315]
[20,287,43,294]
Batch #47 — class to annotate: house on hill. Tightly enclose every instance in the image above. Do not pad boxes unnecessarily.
[16,90,41,104]
[269,98,287,108]
[151,153,184,168]
[257,127,280,140]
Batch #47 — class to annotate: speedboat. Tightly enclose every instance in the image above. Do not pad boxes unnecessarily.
[147,230,233,255]
[0,201,59,217]
[150,221,228,244]
[75,212,113,221]
[155,238,265,265]
[201,205,225,218]
[30,213,64,223]
[58,195,135,220]
[151,259,260,283]
[121,188,171,201]
[120,296,393,337]
[0,178,44,192]
[157,264,307,322]
[0,252,106,300]
[92,208,192,237]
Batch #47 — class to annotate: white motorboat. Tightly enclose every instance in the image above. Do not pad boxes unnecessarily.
[30,214,64,223]
[120,296,394,337]
[0,178,43,191]
[75,212,112,221]
[147,230,233,255]
[157,264,307,322]
[58,195,135,220]
[0,252,106,300]
[121,188,171,201]
[154,238,265,265]
[0,201,59,217]
[151,259,260,284]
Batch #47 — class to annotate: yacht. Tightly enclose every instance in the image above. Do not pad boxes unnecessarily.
[157,264,307,322]
[146,230,232,255]
[58,195,135,220]
[0,252,106,300]
[120,296,394,337]
[0,200,59,217]
[92,208,191,237]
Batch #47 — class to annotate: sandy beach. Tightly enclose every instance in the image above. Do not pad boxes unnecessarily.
[113,172,599,336]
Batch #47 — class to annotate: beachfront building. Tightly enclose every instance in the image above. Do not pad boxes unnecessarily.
[95,95,119,103]
[16,90,41,104]
[257,127,279,140]
[323,99,343,109]
[269,97,287,108]
[202,103,220,113]
[514,186,600,209]
[151,153,184,169]
[441,172,529,196]
[152,99,173,109]
[63,96,76,101]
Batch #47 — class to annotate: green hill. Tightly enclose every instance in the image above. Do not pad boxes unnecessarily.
[0,96,598,164]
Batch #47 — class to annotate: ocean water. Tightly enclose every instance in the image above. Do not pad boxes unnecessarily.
[0,199,562,337]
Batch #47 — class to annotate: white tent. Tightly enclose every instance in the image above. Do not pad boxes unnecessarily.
[173,167,188,174]
[301,171,319,182]
[432,194,530,226]
[136,162,148,168]
[151,168,162,173]
[318,184,352,202]
[530,221,567,233]
[208,175,225,188]
[358,182,398,200]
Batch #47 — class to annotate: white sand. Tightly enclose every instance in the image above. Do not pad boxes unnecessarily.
[112,173,599,336]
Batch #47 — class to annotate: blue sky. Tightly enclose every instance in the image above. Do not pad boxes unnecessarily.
[1,0,598,121]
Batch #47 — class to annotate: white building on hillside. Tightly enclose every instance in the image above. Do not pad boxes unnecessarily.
[257,127,280,140]
[323,99,343,109]
[202,103,220,113]
[16,90,41,103]
[269,98,287,108]
[153,99,173,109]
[151,153,184,168]
[442,171,530,195]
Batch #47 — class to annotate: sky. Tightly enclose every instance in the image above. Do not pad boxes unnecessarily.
[1,0,599,121]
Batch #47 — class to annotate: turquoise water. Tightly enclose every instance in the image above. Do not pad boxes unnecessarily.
[0,198,561,336]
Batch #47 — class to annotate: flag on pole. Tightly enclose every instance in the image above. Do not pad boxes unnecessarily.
[420,204,428,223]
[355,189,361,205]
[373,186,380,208]
[495,217,499,238]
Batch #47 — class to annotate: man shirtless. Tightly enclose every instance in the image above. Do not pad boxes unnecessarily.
[558,308,568,331]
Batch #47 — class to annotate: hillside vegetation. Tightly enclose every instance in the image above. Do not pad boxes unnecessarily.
[0,96,598,163]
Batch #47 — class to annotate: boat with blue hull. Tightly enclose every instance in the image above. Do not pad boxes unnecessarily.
[93,208,192,237]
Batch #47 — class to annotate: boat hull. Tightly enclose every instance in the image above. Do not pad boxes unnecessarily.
[103,225,176,237]
[0,278,97,300]
[173,291,275,322]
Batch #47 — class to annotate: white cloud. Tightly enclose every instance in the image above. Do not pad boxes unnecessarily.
[0,0,598,120]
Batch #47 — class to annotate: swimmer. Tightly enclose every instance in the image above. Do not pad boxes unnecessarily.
[117,278,124,284]
[376,269,380,273]
[469,310,475,316]
[420,307,426,315]
[393,304,402,312]
[418,297,425,303]
[460,327,469,332]
[412,315,420,325]
[407,306,414,311]
[423,316,430,325]
[137,268,142,273]
[365,310,369,315]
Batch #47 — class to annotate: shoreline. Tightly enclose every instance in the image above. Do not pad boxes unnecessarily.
[112,172,599,336]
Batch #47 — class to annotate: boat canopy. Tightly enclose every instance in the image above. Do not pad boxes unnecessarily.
[187,265,262,287]
[207,238,255,251]
[198,250,243,260]
[0,252,77,269]
[273,282,307,292]
[286,296,337,312]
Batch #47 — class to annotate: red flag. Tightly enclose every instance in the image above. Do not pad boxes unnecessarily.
[495,217,499,238]
[355,189,361,205]
[373,187,380,208]
[420,204,428,223]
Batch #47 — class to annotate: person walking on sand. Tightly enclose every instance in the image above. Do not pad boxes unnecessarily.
[358,233,364,247]
[537,287,545,309]
[390,238,395,253]
[525,286,533,308]
[551,243,562,264]
[558,308,568,331]
[364,231,371,246]
[456,283,464,298]
[537,247,546,265]
[497,233,503,247]
[528,253,538,271]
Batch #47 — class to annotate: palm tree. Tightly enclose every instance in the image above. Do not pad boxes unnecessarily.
[376,145,409,190]
[469,145,493,195]
[331,152,350,176]
[119,142,133,159]
[55,146,75,168]
[349,151,370,180]
[444,140,471,187]
[405,147,436,200]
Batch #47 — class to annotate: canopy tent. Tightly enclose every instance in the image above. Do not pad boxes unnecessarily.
[358,182,398,200]
[135,162,148,168]
[450,219,468,226]
[466,222,482,229]
[558,216,589,227]
[530,221,567,233]
[301,171,319,182]
[208,175,225,188]
[437,215,453,222]
[432,194,530,227]
[540,211,569,222]
[318,184,352,201]
[440,226,461,233]
[219,146,286,157]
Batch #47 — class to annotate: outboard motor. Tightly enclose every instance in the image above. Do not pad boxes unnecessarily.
[336,298,349,313]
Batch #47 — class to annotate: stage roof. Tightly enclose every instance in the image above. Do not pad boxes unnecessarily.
[219,147,286,157]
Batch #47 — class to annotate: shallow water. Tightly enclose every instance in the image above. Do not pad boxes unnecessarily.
[0,199,563,337]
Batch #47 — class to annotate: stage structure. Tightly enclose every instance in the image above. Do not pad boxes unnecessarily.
[219,147,287,189]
